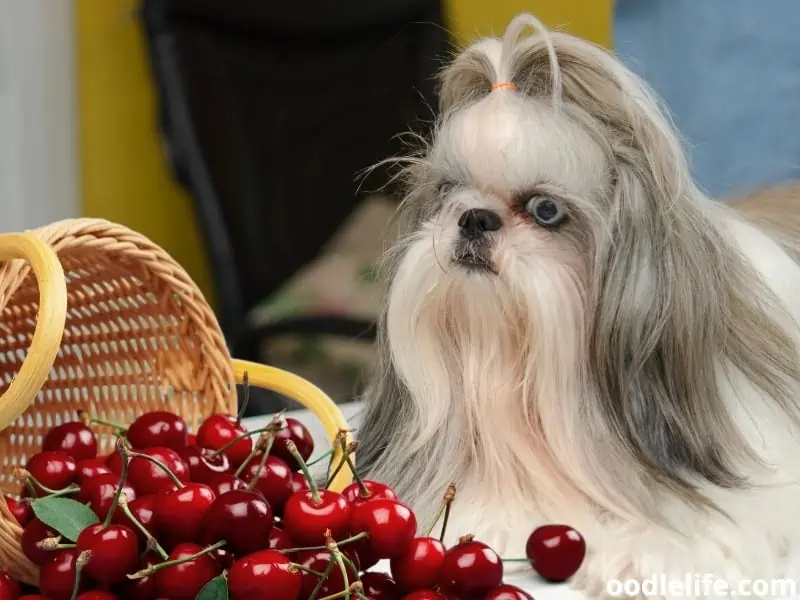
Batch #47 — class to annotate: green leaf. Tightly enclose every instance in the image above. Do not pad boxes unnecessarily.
[195,575,228,600]
[32,497,99,542]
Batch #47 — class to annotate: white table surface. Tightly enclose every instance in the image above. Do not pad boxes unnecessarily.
[243,403,582,600]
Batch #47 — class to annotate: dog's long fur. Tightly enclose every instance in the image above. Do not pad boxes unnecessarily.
[358,14,800,598]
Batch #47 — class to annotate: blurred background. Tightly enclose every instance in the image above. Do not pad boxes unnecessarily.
[0,0,608,413]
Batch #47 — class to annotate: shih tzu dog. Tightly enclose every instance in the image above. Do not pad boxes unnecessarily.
[356,12,800,600]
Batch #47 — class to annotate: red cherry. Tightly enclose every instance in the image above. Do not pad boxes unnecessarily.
[241,456,293,512]
[361,572,401,600]
[438,537,502,597]
[294,549,360,599]
[39,549,89,600]
[177,445,230,484]
[268,527,293,551]
[228,550,301,600]
[196,414,252,467]
[43,423,98,462]
[19,597,49,600]
[114,555,157,600]
[0,571,21,600]
[188,434,197,446]
[76,592,119,600]
[349,498,417,559]
[342,481,397,507]
[401,592,446,600]
[25,451,77,495]
[390,537,446,591]
[282,489,351,546]
[289,472,310,494]
[525,524,586,582]
[349,537,381,571]
[200,490,273,555]
[82,474,137,520]
[153,543,221,600]
[3,495,32,527]
[484,584,535,600]
[21,518,60,566]
[104,452,124,476]
[75,458,112,486]
[214,547,236,570]
[128,447,189,495]
[155,483,216,546]
[76,523,139,584]
[205,473,249,498]
[127,411,188,451]
[271,418,314,469]
[112,495,156,547]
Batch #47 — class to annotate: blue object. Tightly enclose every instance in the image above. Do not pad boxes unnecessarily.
[613,0,800,198]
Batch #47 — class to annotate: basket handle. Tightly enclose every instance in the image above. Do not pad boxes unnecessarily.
[232,359,355,492]
[0,234,67,432]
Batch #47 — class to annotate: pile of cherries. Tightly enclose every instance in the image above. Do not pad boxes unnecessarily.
[0,406,585,600]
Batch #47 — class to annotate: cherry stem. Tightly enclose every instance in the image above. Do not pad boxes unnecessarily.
[339,554,361,582]
[128,541,226,579]
[126,447,184,490]
[280,532,369,555]
[37,537,75,551]
[14,468,79,497]
[326,531,351,600]
[307,449,334,468]
[289,564,326,578]
[325,435,355,488]
[103,439,131,527]
[70,550,91,600]
[318,583,364,600]
[118,497,169,560]
[208,413,285,459]
[286,440,320,504]
[307,560,335,600]
[41,486,81,499]
[501,558,529,563]
[80,411,127,435]
[237,371,250,425]
[238,432,275,481]
[424,483,456,538]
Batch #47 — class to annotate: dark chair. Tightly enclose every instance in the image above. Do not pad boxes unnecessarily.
[137,0,448,413]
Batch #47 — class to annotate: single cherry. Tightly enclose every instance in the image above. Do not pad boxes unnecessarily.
[294,549,360,599]
[0,571,21,600]
[196,414,252,467]
[525,524,586,582]
[155,483,216,546]
[112,495,156,547]
[484,584,535,600]
[200,489,273,555]
[390,537,446,591]
[127,447,189,495]
[271,417,314,469]
[75,458,112,486]
[39,549,89,600]
[177,445,230,484]
[349,498,417,559]
[153,543,221,600]
[282,489,351,546]
[401,592,447,600]
[43,423,98,461]
[21,518,60,566]
[361,572,402,600]
[82,474,137,520]
[76,523,139,584]
[25,451,77,495]
[240,456,293,512]
[268,527,293,551]
[3,495,32,527]
[289,472,310,494]
[227,550,301,600]
[187,434,197,446]
[438,537,502,597]
[127,411,188,451]
[113,555,157,600]
[342,480,397,507]
[76,592,119,600]
[205,473,248,498]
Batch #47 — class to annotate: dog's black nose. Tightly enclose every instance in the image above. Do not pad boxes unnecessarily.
[458,209,502,239]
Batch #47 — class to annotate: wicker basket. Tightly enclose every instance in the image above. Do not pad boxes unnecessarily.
[0,218,353,585]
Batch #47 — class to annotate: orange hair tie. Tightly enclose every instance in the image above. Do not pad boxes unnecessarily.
[492,81,517,91]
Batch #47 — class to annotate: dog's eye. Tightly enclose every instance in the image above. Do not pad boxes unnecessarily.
[525,195,567,228]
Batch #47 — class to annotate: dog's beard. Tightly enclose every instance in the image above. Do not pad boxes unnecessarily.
[384,225,592,522]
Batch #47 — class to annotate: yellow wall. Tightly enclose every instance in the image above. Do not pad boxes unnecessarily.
[76,0,213,300]
[75,0,610,306]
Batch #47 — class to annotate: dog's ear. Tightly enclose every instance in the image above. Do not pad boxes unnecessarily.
[585,62,800,495]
